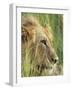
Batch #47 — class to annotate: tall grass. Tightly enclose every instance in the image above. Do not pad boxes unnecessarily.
[21,13,63,76]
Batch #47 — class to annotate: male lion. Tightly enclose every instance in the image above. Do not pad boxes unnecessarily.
[21,15,62,76]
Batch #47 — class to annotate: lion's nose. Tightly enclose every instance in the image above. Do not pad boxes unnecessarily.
[51,57,58,64]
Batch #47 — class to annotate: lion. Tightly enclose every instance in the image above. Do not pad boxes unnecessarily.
[21,15,63,76]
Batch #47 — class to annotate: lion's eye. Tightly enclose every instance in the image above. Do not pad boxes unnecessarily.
[40,40,47,45]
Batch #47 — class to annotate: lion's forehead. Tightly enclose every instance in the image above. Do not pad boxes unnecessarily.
[35,26,48,40]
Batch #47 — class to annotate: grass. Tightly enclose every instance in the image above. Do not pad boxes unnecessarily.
[21,13,63,77]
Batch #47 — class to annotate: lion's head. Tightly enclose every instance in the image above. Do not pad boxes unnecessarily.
[21,16,60,76]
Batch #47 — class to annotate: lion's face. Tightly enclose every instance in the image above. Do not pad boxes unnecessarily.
[21,16,58,65]
[34,25,58,65]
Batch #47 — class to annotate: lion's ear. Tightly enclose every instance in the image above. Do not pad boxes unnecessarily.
[21,26,35,43]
